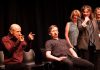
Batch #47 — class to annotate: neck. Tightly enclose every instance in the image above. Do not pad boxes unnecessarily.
[73,21,77,25]
[53,37,59,40]
[72,19,77,24]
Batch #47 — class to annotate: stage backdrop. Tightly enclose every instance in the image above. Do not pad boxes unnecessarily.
[0,0,99,63]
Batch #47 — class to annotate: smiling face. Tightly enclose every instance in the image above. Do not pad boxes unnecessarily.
[81,5,92,19]
[70,10,81,22]
[82,8,91,17]
[95,8,100,20]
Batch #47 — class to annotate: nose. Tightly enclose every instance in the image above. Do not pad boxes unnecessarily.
[19,32,22,36]
[54,32,57,35]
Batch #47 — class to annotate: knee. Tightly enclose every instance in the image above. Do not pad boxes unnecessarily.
[90,63,94,68]
[65,61,73,67]
[87,62,94,69]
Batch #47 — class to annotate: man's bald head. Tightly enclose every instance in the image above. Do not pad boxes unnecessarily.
[9,24,22,38]
[9,24,21,31]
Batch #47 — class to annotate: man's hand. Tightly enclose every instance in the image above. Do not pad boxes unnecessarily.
[18,35,24,41]
[57,56,67,61]
[28,32,35,40]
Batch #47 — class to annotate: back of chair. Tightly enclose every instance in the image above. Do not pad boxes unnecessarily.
[23,49,35,63]
[0,51,4,65]
[0,51,5,70]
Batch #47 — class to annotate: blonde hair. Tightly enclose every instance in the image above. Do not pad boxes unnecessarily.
[70,9,81,20]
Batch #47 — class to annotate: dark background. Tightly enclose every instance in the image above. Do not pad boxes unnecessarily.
[0,0,99,63]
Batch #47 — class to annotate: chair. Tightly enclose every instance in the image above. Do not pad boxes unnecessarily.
[41,48,68,70]
[0,51,5,70]
[40,48,55,70]
[23,49,45,70]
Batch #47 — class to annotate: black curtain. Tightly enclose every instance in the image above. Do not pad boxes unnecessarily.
[0,0,99,63]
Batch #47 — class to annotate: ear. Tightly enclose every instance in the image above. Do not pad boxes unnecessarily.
[49,33,51,36]
[9,29,13,34]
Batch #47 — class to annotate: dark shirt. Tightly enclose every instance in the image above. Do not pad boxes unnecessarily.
[45,39,71,57]
[77,18,94,49]
[1,34,31,64]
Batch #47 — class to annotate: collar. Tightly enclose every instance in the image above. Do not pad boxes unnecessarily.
[8,33,17,41]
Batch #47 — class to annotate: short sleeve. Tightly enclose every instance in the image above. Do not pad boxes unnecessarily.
[45,40,52,51]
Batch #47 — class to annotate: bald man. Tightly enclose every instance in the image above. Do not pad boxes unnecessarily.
[1,24,34,70]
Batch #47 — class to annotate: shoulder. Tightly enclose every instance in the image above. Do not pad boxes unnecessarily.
[2,35,8,41]
[45,39,55,47]
[45,39,53,44]
[66,22,72,25]
[59,39,66,42]
[1,34,12,42]
[66,22,73,27]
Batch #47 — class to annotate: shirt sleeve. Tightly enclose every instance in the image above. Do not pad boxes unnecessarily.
[1,37,21,53]
[45,40,52,51]
[77,18,86,31]
[23,37,33,52]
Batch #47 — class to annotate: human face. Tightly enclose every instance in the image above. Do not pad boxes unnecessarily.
[72,14,79,22]
[83,9,91,17]
[96,9,100,19]
[49,27,59,39]
[11,26,22,39]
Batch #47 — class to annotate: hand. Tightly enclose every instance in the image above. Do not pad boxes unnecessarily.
[85,16,90,22]
[82,17,90,27]
[82,22,87,27]
[28,32,35,40]
[18,35,24,41]
[57,56,67,61]
[98,34,100,37]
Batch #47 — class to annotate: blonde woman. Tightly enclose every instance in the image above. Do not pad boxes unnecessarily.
[65,9,81,52]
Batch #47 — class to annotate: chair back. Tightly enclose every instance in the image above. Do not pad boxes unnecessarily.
[0,51,4,65]
[23,49,35,63]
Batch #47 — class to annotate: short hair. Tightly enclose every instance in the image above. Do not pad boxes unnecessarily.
[9,24,21,31]
[70,9,81,20]
[48,25,58,33]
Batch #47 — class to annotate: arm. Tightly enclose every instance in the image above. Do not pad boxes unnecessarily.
[77,17,89,31]
[65,23,73,48]
[78,17,90,30]
[1,37,23,56]
[46,51,67,61]
[81,17,90,27]
[69,47,79,58]
[24,32,35,51]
